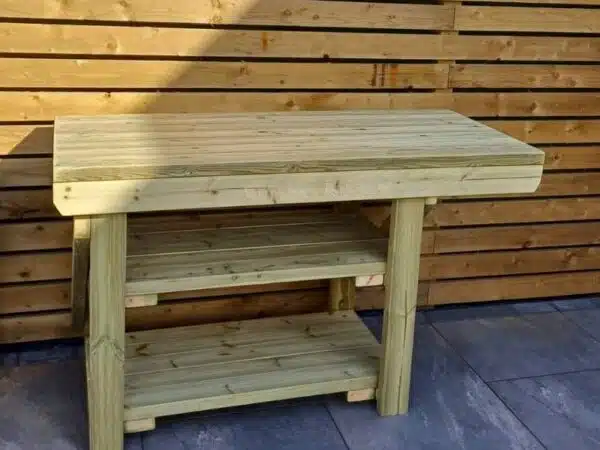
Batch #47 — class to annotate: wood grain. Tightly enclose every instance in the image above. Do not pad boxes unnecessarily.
[378,198,424,415]
[0,189,58,220]
[0,92,497,121]
[71,217,91,330]
[0,125,53,156]
[456,6,600,33]
[0,282,69,315]
[422,246,600,280]
[4,23,600,61]
[429,222,600,253]
[424,197,600,226]
[0,59,448,89]
[0,312,76,344]
[0,220,71,252]
[484,120,600,145]
[452,64,600,89]
[541,146,600,170]
[0,0,454,30]
[87,214,126,450]
[0,251,71,283]
[427,270,600,305]
[0,158,52,187]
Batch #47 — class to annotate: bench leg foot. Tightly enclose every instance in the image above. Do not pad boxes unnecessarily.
[329,277,356,312]
[347,388,375,403]
[377,198,424,416]
[125,418,156,434]
[87,214,127,450]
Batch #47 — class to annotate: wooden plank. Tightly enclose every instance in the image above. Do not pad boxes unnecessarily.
[0,189,58,220]
[452,64,600,89]
[53,110,542,183]
[124,311,378,420]
[0,1,454,30]
[0,158,52,188]
[484,120,600,145]
[124,418,155,434]
[0,311,76,344]
[6,91,600,122]
[126,295,158,308]
[541,146,600,170]
[456,6,600,33]
[329,278,356,312]
[424,197,600,226]
[0,59,448,90]
[0,251,71,284]
[462,0,600,4]
[0,125,53,157]
[0,282,69,315]
[4,24,600,61]
[0,92,500,122]
[87,214,126,450]
[378,198,424,416]
[422,246,600,280]
[0,220,71,252]
[529,172,600,197]
[498,93,600,117]
[428,271,600,305]
[127,241,388,296]
[54,166,542,216]
[429,222,600,254]
[347,388,375,402]
[71,217,90,330]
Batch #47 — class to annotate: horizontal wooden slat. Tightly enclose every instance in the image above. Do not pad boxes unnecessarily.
[456,6,600,33]
[0,220,71,252]
[0,158,51,187]
[462,0,600,4]
[0,282,69,315]
[0,0,454,30]
[424,197,600,226]
[4,24,600,61]
[0,92,493,121]
[520,172,600,197]
[0,312,76,344]
[0,251,71,283]
[485,120,600,144]
[422,246,600,280]
[497,93,600,117]
[541,146,600,170]
[0,59,449,90]
[452,64,600,89]
[2,92,599,121]
[0,125,53,157]
[0,189,57,220]
[427,270,600,305]
[429,222,600,253]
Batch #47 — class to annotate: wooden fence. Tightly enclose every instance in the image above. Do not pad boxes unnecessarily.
[1,0,599,344]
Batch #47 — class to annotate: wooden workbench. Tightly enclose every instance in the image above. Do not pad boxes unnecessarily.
[52,109,544,450]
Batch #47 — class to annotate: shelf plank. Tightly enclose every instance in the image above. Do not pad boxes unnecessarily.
[124,311,379,421]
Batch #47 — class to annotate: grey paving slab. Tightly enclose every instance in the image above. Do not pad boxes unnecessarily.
[327,321,544,450]
[431,311,600,381]
[491,370,600,450]
[552,296,600,311]
[143,399,348,450]
[562,308,600,342]
[425,301,556,324]
[0,361,86,450]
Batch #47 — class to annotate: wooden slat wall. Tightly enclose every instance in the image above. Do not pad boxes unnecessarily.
[1,0,599,344]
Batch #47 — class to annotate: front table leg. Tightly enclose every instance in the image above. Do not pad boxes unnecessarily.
[377,198,425,416]
[86,214,127,449]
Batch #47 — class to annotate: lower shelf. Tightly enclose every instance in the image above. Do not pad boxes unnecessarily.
[124,311,379,422]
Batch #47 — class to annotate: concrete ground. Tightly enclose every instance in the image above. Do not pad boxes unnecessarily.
[2,296,600,449]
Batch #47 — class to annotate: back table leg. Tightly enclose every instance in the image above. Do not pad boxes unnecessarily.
[86,213,127,450]
[377,198,425,416]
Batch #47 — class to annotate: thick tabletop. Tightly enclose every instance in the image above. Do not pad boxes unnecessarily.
[53,110,544,216]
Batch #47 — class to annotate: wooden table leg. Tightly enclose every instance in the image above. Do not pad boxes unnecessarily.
[377,198,425,416]
[86,214,127,449]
